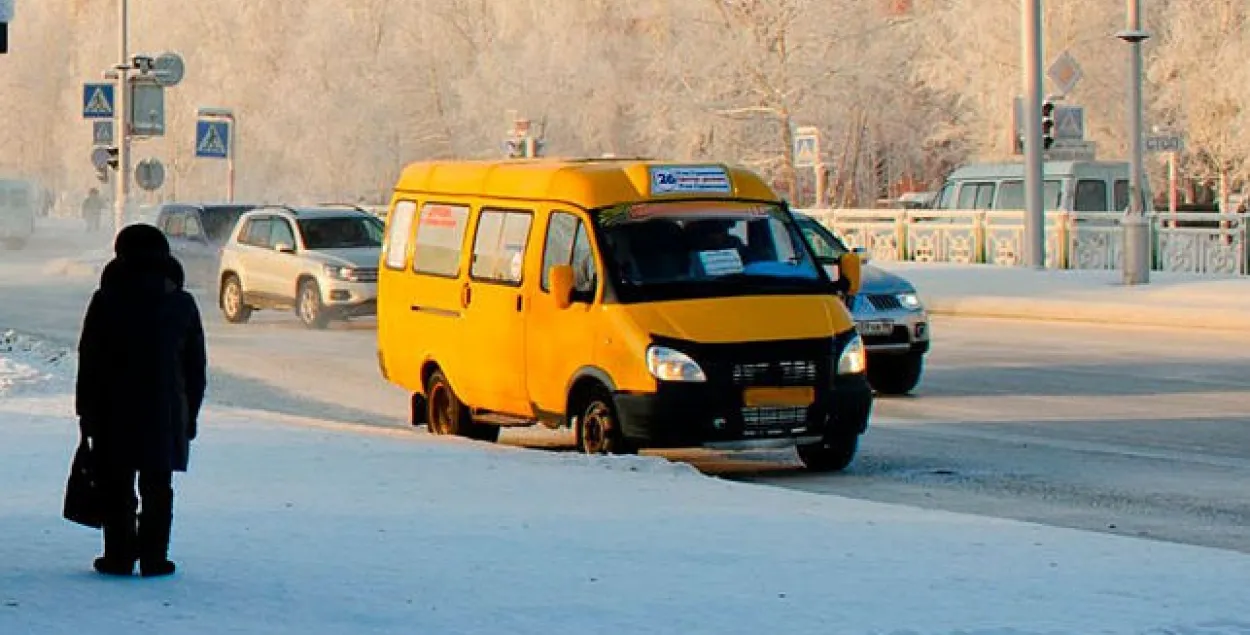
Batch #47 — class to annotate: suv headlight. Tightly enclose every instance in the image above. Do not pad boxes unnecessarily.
[837,333,867,375]
[898,293,922,311]
[324,265,355,281]
[645,345,707,382]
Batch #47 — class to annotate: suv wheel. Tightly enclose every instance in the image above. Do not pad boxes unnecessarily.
[297,279,330,329]
[868,352,924,396]
[219,274,252,324]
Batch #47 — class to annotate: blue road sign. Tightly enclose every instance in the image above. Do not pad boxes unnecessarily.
[793,135,818,168]
[92,120,114,146]
[195,120,230,159]
[1054,106,1084,141]
[82,83,115,119]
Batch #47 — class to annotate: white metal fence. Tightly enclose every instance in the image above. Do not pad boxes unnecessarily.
[796,208,1249,276]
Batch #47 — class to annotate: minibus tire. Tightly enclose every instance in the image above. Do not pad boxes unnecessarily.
[867,353,923,396]
[425,370,499,442]
[797,435,858,472]
[576,390,636,455]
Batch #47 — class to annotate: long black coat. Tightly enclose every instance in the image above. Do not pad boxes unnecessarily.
[75,255,207,472]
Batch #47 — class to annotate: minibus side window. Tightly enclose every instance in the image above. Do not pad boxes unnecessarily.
[412,203,469,277]
[956,182,995,209]
[383,200,417,270]
[936,183,955,209]
[1075,179,1108,212]
[997,180,1064,210]
[1114,179,1130,211]
[471,209,533,285]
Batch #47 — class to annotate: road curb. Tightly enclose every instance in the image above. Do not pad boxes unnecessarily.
[926,296,1248,332]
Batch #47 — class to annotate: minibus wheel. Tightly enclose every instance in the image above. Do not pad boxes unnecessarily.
[797,435,858,472]
[425,370,500,442]
[576,390,635,455]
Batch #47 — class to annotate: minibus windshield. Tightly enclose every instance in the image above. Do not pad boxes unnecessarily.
[595,200,826,302]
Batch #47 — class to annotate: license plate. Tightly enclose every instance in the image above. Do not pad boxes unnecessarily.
[856,320,894,336]
[742,387,815,407]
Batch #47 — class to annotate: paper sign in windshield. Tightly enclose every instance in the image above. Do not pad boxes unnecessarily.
[699,249,744,276]
[650,166,732,195]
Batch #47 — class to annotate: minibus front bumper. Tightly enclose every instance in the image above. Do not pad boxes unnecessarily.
[613,374,873,450]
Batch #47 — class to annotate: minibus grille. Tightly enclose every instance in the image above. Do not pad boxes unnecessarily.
[741,406,808,431]
[732,360,819,387]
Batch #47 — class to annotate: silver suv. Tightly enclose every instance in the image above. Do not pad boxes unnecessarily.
[217,205,384,329]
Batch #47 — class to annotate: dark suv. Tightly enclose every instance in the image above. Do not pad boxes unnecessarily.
[155,203,260,289]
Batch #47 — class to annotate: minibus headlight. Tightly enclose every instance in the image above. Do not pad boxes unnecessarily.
[645,346,707,382]
[837,334,867,375]
[898,293,922,310]
[324,265,355,281]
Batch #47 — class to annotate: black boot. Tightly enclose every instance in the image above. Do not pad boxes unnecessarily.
[139,559,176,577]
[96,506,138,576]
[137,470,176,578]
[93,556,135,576]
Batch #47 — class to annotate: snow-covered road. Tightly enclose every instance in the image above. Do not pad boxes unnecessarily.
[5,218,1250,554]
[3,334,1250,634]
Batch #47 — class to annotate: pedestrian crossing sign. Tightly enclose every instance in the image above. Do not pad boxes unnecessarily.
[195,120,230,159]
[82,83,115,120]
[793,127,820,169]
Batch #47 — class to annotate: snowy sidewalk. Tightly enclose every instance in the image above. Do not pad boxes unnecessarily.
[4,335,1250,634]
[886,262,1250,331]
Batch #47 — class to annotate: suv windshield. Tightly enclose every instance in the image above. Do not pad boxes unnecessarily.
[595,200,825,302]
[298,216,384,250]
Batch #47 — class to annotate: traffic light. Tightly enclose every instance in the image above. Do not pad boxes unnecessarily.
[1041,100,1056,150]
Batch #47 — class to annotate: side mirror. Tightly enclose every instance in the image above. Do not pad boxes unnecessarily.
[839,252,862,297]
[549,264,575,310]
[852,246,871,265]
[274,241,295,254]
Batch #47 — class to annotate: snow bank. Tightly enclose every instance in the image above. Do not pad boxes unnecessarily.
[0,330,73,397]
[880,262,1250,330]
[3,337,1250,634]
[40,249,111,279]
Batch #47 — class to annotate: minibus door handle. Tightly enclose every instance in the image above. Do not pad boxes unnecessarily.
[515,295,523,312]
[460,283,472,309]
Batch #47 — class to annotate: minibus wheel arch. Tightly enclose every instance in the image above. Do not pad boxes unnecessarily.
[565,368,617,423]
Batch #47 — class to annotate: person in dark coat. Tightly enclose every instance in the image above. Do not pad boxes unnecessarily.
[75,223,207,577]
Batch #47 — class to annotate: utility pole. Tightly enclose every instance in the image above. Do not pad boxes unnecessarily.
[1021,0,1046,269]
[112,0,130,238]
[1117,0,1150,284]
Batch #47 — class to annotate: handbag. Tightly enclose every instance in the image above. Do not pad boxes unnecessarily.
[62,435,103,529]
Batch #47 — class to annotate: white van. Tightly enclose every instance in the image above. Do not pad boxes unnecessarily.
[932,160,1151,213]
[0,178,38,250]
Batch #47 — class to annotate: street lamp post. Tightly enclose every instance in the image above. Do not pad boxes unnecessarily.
[1117,0,1150,284]
[197,107,236,202]
[113,0,130,237]
[1021,0,1046,269]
